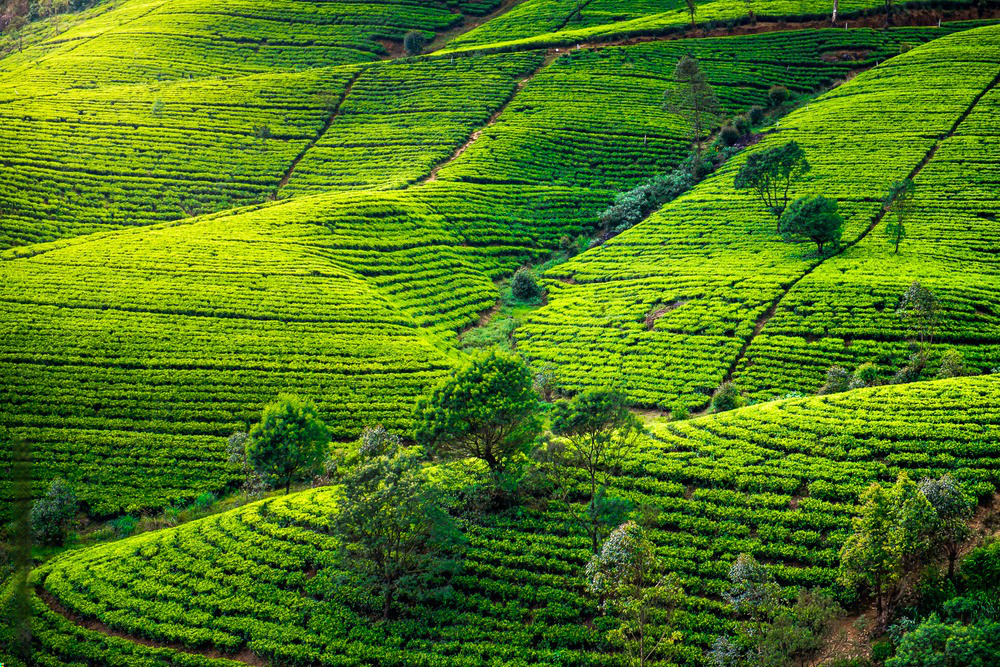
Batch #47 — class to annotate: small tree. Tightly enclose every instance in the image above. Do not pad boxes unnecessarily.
[725,553,782,643]
[896,281,940,354]
[403,30,426,56]
[414,348,541,479]
[884,179,915,254]
[758,588,843,667]
[734,141,811,226]
[31,477,79,546]
[359,424,401,458]
[227,430,266,496]
[151,98,165,116]
[336,445,464,620]
[247,395,330,494]
[768,85,790,106]
[919,475,974,579]
[781,195,843,255]
[936,348,967,380]
[712,381,745,413]
[839,473,937,619]
[664,55,719,178]
[587,521,685,667]
[547,389,643,552]
[817,365,851,395]
[511,266,541,301]
[685,0,697,28]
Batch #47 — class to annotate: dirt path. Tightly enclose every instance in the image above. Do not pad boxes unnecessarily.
[271,70,361,199]
[36,584,263,666]
[707,65,1000,405]
[424,0,530,54]
[422,52,557,183]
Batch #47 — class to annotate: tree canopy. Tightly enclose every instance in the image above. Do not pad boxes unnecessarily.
[734,140,811,225]
[780,195,843,255]
[247,394,330,494]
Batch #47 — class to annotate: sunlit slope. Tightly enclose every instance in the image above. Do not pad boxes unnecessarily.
[27,375,1000,665]
[0,52,541,248]
[444,0,978,52]
[517,25,1000,410]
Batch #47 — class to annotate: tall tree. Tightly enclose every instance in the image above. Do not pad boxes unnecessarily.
[664,55,719,178]
[336,445,464,620]
[685,0,697,28]
[919,475,974,579]
[780,195,844,255]
[734,140,811,228]
[884,178,916,254]
[896,280,940,354]
[545,389,643,552]
[587,521,684,667]
[838,473,937,619]
[414,348,541,480]
[247,395,330,494]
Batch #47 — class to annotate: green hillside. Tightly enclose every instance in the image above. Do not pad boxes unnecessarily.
[519,24,1000,410]
[20,375,1000,665]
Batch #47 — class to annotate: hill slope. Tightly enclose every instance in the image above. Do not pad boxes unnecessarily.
[23,374,1000,665]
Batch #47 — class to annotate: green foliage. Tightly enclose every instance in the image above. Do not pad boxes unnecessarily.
[358,424,401,459]
[403,30,426,55]
[838,473,938,617]
[780,195,843,255]
[664,55,718,176]
[937,348,967,380]
[897,281,941,352]
[919,475,974,578]
[31,477,78,546]
[587,521,685,667]
[546,388,643,551]
[336,444,465,620]
[414,348,541,478]
[511,266,541,301]
[734,140,811,223]
[768,85,790,106]
[111,514,139,539]
[247,395,330,494]
[713,382,746,413]
[599,161,698,233]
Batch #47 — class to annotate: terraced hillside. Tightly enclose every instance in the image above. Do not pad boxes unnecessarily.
[20,375,1000,665]
[3,24,964,516]
[519,24,1000,410]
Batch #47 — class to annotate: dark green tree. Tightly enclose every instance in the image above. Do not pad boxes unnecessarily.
[685,0,697,28]
[414,348,541,479]
[884,178,915,254]
[403,30,426,56]
[247,395,330,494]
[664,55,718,178]
[336,445,464,620]
[544,389,643,552]
[780,195,844,255]
[31,477,79,546]
[734,140,811,226]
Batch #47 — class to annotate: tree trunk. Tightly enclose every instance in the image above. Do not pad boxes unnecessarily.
[948,551,957,580]
[885,0,893,26]
[285,479,291,495]
[383,585,393,621]
[832,0,838,24]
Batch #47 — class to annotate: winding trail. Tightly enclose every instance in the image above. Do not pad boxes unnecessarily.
[710,66,1000,402]
[271,70,362,200]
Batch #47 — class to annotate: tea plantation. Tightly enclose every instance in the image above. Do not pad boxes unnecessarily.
[2,0,1000,665]
[13,375,1000,665]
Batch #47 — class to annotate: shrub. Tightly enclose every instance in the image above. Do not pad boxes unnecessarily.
[511,267,541,301]
[712,382,745,412]
[732,113,751,135]
[748,105,766,125]
[892,353,927,385]
[768,85,790,106]
[937,348,967,379]
[818,365,851,394]
[854,362,881,386]
[191,492,216,511]
[671,403,688,421]
[151,99,165,116]
[359,424,401,458]
[718,123,741,146]
[112,515,139,538]
[403,30,426,56]
[31,478,79,546]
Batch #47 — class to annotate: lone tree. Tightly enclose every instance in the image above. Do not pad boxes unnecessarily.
[884,178,916,254]
[685,0,697,28]
[918,475,975,579]
[31,477,79,547]
[336,444,464,620]
[587,521,685,667]
[896,281,940,354]
[664,55,718,178]
[781,195,844,255]
[247,395,330,494]
[734,140,811,227]
[838,473,937,619]
[403,30,426,56]
[545,389,644,552]
[414,348,541,480]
